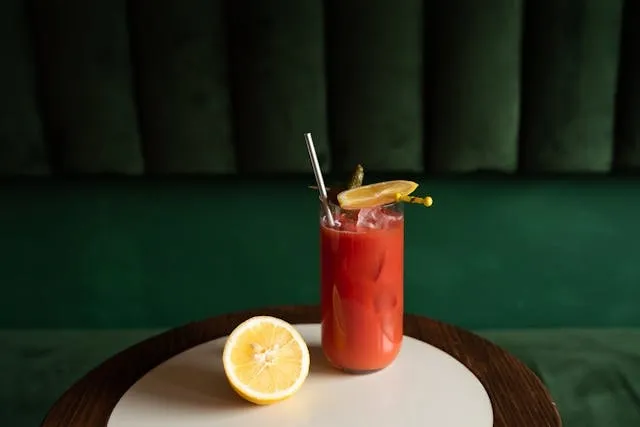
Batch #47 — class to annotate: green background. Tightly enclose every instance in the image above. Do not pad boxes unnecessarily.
[2,1,640,426]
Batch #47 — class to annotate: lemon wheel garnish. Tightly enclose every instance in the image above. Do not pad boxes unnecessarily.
[222,316,310,405]
[337,180,419,209]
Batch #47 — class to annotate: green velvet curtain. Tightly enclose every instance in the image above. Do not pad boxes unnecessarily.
[0,0,637,175]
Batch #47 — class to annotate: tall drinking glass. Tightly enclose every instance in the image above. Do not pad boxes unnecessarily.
[320,202,404,373]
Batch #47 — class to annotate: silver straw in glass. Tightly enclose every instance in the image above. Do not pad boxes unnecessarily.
[304,132,335,226]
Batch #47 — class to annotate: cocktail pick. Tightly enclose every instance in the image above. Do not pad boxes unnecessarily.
[395,193,434,207]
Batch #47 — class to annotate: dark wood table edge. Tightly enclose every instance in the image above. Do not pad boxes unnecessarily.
[41,305,562,426]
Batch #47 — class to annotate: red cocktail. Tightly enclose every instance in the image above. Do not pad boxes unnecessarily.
[320,203,404,373]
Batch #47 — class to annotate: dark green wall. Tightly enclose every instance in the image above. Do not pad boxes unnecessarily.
[2,178,640,329]
[1,2,640,330]
[0,0,638,175]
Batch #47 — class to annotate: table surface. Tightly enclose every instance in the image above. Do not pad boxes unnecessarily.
[40,306,562,427]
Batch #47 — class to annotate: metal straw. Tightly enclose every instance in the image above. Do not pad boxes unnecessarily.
[304,133,335,226]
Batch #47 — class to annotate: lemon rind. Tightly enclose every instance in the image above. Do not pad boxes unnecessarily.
[337,180,419,209]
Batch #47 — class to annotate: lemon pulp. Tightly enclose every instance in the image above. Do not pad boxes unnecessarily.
[222,316,310,405]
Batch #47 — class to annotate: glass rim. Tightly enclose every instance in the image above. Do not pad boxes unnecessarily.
[320,199,402,210]
[319,201,404,223]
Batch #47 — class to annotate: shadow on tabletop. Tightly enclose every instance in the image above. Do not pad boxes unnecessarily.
[133,343,343,414]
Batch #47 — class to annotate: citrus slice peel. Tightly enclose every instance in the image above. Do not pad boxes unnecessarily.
[337,180,419,210]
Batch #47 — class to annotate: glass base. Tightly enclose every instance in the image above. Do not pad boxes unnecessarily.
[324,350,395,375]
[322,343,398,375]
[340,367,383,375]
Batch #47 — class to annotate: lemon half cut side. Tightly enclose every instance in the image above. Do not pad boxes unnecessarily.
[222,316,311,405]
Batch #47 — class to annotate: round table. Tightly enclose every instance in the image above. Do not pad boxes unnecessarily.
[41,306,562,426]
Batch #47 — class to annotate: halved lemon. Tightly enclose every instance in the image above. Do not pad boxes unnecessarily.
[222,316,310,405]
[337,180,419,209]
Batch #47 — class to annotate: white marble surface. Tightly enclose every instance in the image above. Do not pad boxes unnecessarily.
[107,324,492,427]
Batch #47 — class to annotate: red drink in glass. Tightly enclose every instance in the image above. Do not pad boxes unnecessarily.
[320,203,404,373]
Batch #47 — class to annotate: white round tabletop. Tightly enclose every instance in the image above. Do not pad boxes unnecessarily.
[107,323,492,427]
